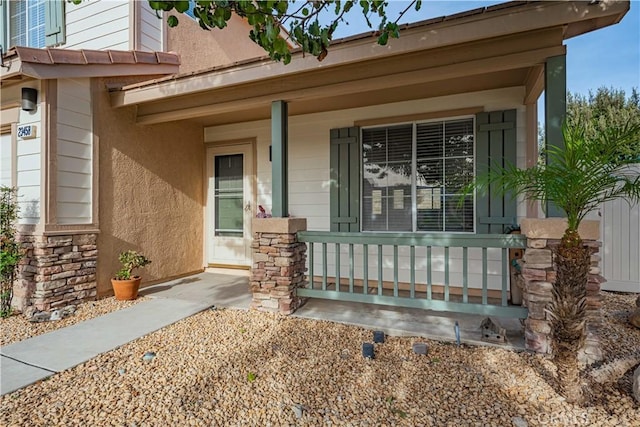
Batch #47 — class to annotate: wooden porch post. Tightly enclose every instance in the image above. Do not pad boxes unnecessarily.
[271,100,288,218]
[544,54,566,218]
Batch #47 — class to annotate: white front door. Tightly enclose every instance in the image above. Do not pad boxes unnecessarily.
[206,143,254,267]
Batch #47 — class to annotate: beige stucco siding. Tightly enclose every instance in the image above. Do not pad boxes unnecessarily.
[166,13,267,73]
[94,77,204,296]
[205,87,527,290]
[56,78,93,224]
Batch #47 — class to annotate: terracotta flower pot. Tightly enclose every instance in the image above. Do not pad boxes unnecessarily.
[111,277,142,301]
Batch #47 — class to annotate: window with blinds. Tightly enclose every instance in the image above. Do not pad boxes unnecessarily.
[362,118,474,232]
[9,0,46,48]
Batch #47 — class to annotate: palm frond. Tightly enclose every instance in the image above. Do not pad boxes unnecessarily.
[468,120,640,233]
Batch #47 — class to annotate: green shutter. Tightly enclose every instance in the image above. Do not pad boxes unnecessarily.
[0,0,6,52]
[545,55,566,217]
[330,127,360,232]
[45,0,65,47]
[475,110,518,234]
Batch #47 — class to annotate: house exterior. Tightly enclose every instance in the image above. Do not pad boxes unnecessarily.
[1,0,636,337]
[0,0,265,309]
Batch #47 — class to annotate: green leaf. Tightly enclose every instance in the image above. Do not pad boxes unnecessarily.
[276,1,288,15]
[344,1,354,13]
[273,37,287,54]
[174,1,190,13]
[167,15,179,27]
[378,32,389,45]
[247,372,257,382]
[309,20,320,37]
[360,0,370,15]
[321,29,330,46]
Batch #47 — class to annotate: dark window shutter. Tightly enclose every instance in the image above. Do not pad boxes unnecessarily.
[475,110,518,234]
[0,0,6,52]
[330,127,360,232]
[45,0,65,47]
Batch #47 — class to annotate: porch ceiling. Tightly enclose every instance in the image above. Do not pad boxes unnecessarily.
[185,68,531,127]
[110,0,628,127]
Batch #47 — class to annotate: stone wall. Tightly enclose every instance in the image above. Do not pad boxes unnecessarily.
[13,232,98,312]
[250,218,307,314]
[520,219,603,362]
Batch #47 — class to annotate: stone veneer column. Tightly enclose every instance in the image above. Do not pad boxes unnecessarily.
[13,231,98,312]
[520,219,604,363]
[250,218,307,314]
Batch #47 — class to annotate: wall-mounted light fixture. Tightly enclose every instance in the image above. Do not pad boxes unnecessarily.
[21,88,38,112]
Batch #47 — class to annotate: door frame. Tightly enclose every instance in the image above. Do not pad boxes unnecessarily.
[204,139,256,268]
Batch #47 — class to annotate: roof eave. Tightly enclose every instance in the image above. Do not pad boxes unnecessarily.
[112,0,630,108]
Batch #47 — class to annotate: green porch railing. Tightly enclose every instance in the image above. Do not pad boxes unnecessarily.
[297,231,528,318]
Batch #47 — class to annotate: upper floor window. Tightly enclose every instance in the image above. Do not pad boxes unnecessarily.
[9,0,46,48]
[362,118,475,232]
[1,0,65,50]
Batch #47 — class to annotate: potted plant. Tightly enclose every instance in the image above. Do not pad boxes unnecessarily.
[111,250,151,301]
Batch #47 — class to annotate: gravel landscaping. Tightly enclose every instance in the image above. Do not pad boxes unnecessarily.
[1,291,638,426]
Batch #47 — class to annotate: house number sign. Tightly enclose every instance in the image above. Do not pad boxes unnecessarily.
[17,125,37,139]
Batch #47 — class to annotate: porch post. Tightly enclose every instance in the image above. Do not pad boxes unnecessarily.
[271,100,288,218]
[544,54,566,217]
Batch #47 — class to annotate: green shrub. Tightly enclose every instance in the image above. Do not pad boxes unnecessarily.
[114,250,151,280]
[0,186,23,318]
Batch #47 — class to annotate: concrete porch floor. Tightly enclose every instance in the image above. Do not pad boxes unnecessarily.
[141,270,526,350]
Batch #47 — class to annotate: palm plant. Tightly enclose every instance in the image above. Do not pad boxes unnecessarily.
[471,118,640,404]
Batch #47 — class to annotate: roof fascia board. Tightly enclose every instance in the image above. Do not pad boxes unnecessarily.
[9,63,179,80]
[113,0,628,108]
[0,57,24,82]
[135,45,565,125]
[137,26,563,114]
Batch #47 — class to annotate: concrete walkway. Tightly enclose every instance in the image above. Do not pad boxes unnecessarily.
[1,270,525,395]
[1,271,250,396]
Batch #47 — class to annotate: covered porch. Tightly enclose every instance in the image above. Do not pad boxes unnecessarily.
[111,1,627,355]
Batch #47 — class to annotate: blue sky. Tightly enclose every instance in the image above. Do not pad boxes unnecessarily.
[329,0,640,97]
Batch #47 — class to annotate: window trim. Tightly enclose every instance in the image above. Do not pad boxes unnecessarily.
[360,114,477,234]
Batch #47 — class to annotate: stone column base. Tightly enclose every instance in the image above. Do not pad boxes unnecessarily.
[250,218,307,314]
[14,231,98,312]
[520,218,604,363]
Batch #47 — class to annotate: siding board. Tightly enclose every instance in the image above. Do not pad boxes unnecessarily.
[65,0,130,51]
[139,1,163,51]
[57,79,92,224]
[601,171,640,292]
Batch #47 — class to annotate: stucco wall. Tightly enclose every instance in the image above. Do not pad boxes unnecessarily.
[166,13,266,73]
[94,77,204,296]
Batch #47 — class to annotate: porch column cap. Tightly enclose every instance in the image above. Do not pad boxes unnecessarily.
[252,218,307,234]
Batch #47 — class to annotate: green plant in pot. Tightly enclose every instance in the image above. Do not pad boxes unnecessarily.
[111,250,151,301]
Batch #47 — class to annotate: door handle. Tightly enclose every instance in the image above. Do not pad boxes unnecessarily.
[244,203,251,212]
